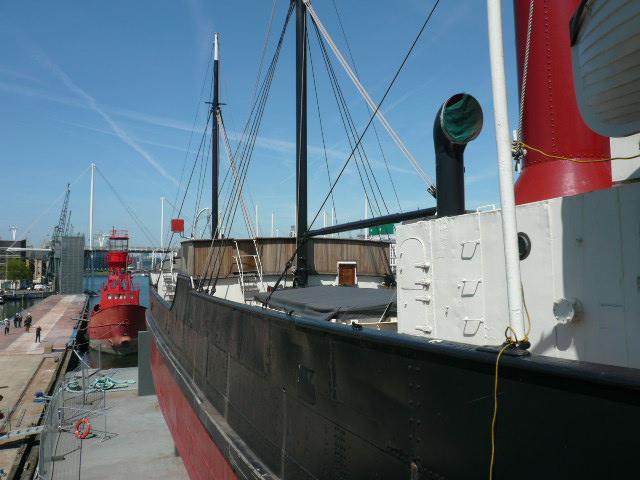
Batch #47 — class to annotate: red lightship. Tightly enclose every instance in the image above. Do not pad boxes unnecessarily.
[89,229,146,355]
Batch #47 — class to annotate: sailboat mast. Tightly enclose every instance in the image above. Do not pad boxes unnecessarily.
[211,32,220,239]
[295,0,308,287]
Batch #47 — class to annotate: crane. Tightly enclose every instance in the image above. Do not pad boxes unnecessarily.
[46,184,71,288]
[52,184,71,245]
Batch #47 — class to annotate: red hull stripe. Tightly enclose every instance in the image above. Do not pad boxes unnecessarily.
[151,339,237,480]
[89,304,146,341]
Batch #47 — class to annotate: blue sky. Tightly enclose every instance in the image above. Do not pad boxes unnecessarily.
[0,0,519,247]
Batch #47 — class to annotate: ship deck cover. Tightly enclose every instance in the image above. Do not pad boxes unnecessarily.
[255,285,396,322]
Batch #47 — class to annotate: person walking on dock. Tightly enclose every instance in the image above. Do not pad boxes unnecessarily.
[3,318,9,335]
[16,312,22,328]
[35,325,41,343]
[24,313,32,332]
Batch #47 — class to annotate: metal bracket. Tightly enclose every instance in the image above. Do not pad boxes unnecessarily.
[460,279,482,297]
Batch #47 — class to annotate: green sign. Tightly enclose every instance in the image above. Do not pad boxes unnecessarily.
[368,224,395,236]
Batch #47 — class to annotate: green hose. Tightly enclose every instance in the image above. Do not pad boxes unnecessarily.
[91,376,135,391]
[64,375,136,393]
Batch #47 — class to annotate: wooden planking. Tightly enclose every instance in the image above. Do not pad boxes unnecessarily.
[312,238,391,276]
[181,238,391,278]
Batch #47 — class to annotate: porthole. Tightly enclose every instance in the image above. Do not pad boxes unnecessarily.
[518,232,531,261]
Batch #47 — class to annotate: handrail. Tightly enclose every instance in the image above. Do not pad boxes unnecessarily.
[251,239,265,291]
[233,241,246,297]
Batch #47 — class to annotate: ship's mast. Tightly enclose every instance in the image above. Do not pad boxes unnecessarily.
[211,32,220,239]
[295,0,308,287]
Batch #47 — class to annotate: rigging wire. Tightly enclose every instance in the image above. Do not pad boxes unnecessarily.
[307,27,338,226]
[7,165,90,250]
[307,0,441,231]
[330,0,402,212]
[205,30,286,288]
[311,20,389,218]
[95,166,157,246]
[156,109,213,279]
[173,110,213,227]
[199,3,294,291]
[310,21,373,212]
[171,42,214,217]
[218,111,258,240]
[160,3,287,281]
[194,126,213,224]
[512,0,535,170]
[305,0,437,197]
[249,0,280,110]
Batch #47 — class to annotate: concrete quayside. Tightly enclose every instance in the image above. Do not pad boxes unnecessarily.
[0,294,86,478]
[0,294,187,479]
[42,366,188,480]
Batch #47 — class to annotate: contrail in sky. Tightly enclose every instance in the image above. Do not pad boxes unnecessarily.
[29,45,179,186]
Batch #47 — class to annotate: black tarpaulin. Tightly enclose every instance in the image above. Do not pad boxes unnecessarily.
[255,285,396,321]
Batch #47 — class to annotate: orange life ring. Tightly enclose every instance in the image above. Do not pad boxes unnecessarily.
[74,418,91,439]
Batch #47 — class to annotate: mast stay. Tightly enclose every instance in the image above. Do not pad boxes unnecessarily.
[303,0,437,197]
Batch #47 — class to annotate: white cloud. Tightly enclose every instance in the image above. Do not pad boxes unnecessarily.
[59,120,190,153]
[27,46,179,186]
[0,80,82,108]
[0,65,45,85]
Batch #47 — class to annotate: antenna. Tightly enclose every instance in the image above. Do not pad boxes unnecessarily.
[89,163,95,250]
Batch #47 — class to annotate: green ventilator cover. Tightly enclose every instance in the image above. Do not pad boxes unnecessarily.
[441,94,483,144]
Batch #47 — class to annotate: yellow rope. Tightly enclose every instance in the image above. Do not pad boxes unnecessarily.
[489,341,512,480]
[489,285,532,479]
[515,140,640,163]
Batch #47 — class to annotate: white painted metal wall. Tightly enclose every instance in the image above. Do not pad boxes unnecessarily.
[397,181,640,368]
[611,134,640,182]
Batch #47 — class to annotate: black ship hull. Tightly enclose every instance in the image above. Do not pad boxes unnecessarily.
[149,276,640,479]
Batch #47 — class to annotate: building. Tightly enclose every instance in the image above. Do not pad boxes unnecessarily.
[58,235,85,294]
[0,239,27,289]
[30,252,48,285]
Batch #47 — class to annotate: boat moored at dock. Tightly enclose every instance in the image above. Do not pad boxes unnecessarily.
[89,229,146,355]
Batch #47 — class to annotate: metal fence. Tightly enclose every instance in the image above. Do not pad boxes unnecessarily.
[36,352,110,480]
